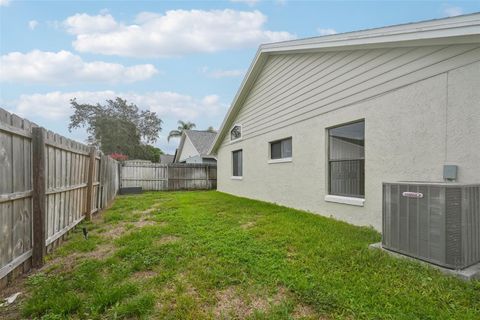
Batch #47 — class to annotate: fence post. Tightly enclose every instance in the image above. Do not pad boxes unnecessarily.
[117,161,121,191]
[205,165,209,189]
[167,164,171,190]
[85,147,96,220]
[32,127,46,268]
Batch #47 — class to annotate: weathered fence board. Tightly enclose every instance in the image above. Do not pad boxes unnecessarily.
[121,161,168,190]
[99,155,119,209]
[0,108,119,285]
[120,162,217,191]
[0,109,35,278]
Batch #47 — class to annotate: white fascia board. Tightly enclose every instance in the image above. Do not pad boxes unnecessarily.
[175,133,186,163]
[209,48,266,155]
[209,14,480,155]
[262,13,480,52]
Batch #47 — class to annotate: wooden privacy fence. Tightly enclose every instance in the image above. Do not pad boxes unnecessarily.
[121,161,217,191]
[0,108,119,286]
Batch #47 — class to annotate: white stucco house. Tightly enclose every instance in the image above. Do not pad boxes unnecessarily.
[209,14,480,231]
[174,130,217,164]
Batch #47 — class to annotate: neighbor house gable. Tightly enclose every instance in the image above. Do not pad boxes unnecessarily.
[176,133,200,162]
[176,130,218,163]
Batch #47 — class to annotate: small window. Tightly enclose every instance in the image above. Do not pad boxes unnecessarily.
[270,137,292,160]
[328,120,365,198]
[232,149,243,177]
[231,125,242,141]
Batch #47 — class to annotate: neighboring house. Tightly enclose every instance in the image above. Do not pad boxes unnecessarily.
[160,154,175,164]
[209,14,480,231]
[174,130,217,164]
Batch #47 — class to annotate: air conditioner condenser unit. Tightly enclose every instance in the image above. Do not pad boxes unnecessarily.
[382,182,480,270]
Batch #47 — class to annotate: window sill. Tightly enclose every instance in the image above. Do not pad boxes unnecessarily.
[325,195,365,207]
[231,176,243,180]
[268,158,292,164]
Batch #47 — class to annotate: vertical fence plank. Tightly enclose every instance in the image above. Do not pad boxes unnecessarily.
[120,163,217,191]
[1,108,120,283]
[32,127,46,268]
[85,147,96,220]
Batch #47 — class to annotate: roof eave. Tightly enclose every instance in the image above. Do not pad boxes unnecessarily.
[174,132,189,163]
[209,46,266,154]
[209,13,480,155]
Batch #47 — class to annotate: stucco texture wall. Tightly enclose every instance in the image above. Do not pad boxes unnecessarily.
[216,61,480,231]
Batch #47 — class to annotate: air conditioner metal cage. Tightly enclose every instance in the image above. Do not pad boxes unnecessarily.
[382,182,480,269]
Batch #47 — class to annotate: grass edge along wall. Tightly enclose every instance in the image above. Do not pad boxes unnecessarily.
[211,14,480,231]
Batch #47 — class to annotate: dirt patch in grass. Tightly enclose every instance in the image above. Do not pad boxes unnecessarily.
[0,278,28,320]
[101,225,125,239]
[132,202,165,216]
[83,243,115,260]
[144,208,157,214]
[286,245,298,260]
[213,286,288,318]
[45,254,81,273]
[100,218,165,241]
[155,235,181,246]
[292,303,322,319]
[240,221,256,229]
[131,270,158,281]
[45,243,115,275]
[133,219,158,228]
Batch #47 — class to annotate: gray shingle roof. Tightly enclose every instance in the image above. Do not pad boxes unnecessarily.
[160,154,174,164]
[185,130,217,156]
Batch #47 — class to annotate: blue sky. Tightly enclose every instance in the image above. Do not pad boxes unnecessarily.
[1,0,479,154]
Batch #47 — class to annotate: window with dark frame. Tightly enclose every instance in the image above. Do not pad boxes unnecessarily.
[328,121,365,198]
[270,137,292,160]
[231,125,241,141]
[232,149,243,177]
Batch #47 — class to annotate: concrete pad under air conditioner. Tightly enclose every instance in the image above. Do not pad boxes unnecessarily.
[369,242,480,281]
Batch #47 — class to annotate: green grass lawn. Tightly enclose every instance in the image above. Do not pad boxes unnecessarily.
[14,191,480,319]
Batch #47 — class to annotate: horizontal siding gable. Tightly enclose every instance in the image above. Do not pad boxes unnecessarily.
[222,44,480,145]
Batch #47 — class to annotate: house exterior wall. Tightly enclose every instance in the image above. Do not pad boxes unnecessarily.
[178,136,199,162]
[200,158,217,165]
[184,155,203,164]
[183,155,217,164]
[216,44,480,231]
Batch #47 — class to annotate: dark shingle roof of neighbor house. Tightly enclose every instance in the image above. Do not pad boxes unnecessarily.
[185,130,217,157]
[160,154,174,164]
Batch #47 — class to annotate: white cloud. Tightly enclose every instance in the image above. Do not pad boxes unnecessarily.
[201,66,245,78]
[0,0,10,7]
[230,0,260,6]
[63,10,295,57]
[317,28,337,36]
[8,90,226,121]
[64,13,119,34]
[0,50,158,84]
[28,20,38,30]
[443,6,463,17]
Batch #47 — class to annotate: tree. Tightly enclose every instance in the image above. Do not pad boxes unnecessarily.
[206,126,216,133]
[168,120,196,142]
[69,97,163,159]
[134,144,163,163]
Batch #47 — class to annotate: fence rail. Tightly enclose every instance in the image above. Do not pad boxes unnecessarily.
[1,108,216,287]
[0,108,119,286]
[121,162,217,191]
